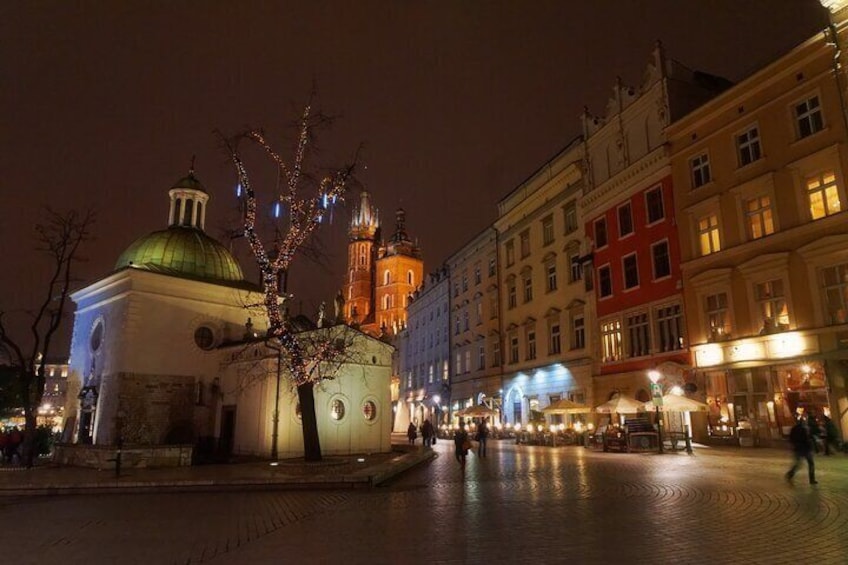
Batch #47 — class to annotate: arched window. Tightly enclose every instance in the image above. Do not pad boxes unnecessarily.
[407,270,414,285]
[383,294,391,310]
[384,270,391,285]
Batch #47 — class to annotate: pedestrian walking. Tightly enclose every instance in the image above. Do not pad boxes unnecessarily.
[786,417,817,485]
[822,414,840,455]
[454,422,470,471]
[407,422,417,445]
[421,419,434,447]
[476,418,489,457]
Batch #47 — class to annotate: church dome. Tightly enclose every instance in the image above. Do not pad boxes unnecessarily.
[115,226,245,284]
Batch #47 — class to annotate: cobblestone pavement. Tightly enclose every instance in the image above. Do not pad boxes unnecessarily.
[3,441,847,564]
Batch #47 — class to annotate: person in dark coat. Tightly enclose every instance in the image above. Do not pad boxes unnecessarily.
[407,422,417,445]
[822,415,840,455]
[421,419,434,447]
[454,422,470,471]
[476,418,490,457]
[786,417,817,485]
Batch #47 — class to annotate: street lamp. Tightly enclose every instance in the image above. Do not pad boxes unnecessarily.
[433,395,441,430]
[648,370,664,454]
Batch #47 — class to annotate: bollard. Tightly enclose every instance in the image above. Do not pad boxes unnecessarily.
[684,425,693,455]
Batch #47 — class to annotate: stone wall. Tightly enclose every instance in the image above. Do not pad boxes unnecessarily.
[118,372,196,444]
[54,443,193,469]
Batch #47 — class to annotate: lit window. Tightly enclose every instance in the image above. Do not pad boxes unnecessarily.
[618,203,633,237]
[330,399,346,421]
[362,401,377,421]
[600,319,622,362]
[705,292,730,340]
[464,350,471,373]
[691,153,711,188]
[698,214,721,256]
[746,195,775,239]
[822,263,848,325]
[737,126,762,166]
[807,171,841,220]
[645,187,665,223]
[756,279,789,331]
[795,95,823,138]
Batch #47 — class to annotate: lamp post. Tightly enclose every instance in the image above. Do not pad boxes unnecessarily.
[648,370,664,454]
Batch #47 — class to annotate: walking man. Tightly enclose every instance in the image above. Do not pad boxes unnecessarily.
[476,418,489,457]
[786,416,817,485]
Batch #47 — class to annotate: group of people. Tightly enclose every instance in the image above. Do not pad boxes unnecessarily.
[407,419,437,446]
[786,412,842,485]
[0,427,23,465]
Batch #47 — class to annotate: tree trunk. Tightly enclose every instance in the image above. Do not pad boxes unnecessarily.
[22,410,37,468]
[297,381,322,462]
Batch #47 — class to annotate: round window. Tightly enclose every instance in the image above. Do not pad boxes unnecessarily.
[194,326,215,350]
[362,400,377,421]
[90,320,104,352]
[330,399,346,421]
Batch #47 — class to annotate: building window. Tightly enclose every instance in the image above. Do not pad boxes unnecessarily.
[691,153,711,188]
[546,262,557,292]
[510,336,519,364]
[698,214,721,256]
[462,274,468,292]
[542,216,554,245]
[489,292,498,318]
[520,230,530,258]
[645,186,665,224]
[618,203,633,237]
[507,279,517,309]
[598,265,612,298]
[594,217,608,248]
[456,352,462,374]
[463,310,469,331]
[523,274,533,303]
[572,315,585,350]
[488,257,496,277]
[506,240,515,267]
[384,270,391,285]
[330,399,346,421]
[737,126,762,166]
[526,331,536,360]
[428,364,434,384]
[194,326,215,350]
[564,201,578,234]
[626,312,650,358]
[476,301,483,325]
[569,253,582,283]
[454,284,459,298]
[600,319,622,362]
[795,95,823,138]
[622,253,639,290]
[478,345,485,370]
[705,292,730,340]
[474,265,481,285]
[464,350,471,373]
[745,195,775,239]
[755,279,789,331]
[550,323,561,355]
[492,339,501,366]
[822,263,848,325]
[651,240,671,280]
[806,171,841,220]
[656,304,684,352]
[362,401,377,422]
[455,316,460,335]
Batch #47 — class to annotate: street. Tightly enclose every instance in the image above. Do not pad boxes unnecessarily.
[3,441,847,564]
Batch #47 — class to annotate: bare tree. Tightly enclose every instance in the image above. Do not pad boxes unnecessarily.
[222,104,356,461]
[0,207,95,467]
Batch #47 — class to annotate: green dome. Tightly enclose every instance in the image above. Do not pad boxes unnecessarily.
[115,227,245,284]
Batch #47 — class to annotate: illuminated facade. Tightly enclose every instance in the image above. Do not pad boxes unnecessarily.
[581,43,729,413]
[374,209,423,335]
[447,228,502,419]
[495,141,594,427]
[669,8,848,444]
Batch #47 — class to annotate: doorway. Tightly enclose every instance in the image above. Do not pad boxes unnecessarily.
[219,405,236,458]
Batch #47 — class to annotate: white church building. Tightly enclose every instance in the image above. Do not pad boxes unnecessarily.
[61,170,393,464]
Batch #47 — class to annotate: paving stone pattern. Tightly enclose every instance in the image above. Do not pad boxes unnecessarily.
[2,441,847,564]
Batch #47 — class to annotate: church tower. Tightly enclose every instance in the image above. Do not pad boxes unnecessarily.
[374,208,423,335]
[343,191,380,333]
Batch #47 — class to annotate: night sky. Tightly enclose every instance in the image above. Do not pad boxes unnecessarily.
[0,1,829,354]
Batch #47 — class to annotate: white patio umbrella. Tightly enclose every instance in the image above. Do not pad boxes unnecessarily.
[643,394,708,413]
[542,398,592,414]
[594,394,644,414]
[456,405,498,418]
